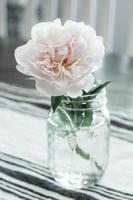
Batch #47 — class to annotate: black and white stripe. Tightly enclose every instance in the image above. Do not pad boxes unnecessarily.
[0,153,133,200]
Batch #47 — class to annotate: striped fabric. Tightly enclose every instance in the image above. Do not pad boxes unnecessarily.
[0,82,133,200]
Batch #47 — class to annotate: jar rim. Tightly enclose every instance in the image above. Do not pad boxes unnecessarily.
[62,88,106,103]
[58,89,107,112]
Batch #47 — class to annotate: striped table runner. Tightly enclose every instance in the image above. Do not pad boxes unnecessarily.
[0,83,133,200]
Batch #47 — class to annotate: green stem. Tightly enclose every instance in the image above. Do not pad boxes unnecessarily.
[75,144,90,160]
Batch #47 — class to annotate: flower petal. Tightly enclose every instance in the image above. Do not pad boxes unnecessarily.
[15,19,105,97]
[15,40,33,68]
[35,78,68,96]
[67,74,94,98]
[31,22,51,42]
[16,65,30,75]
[66,86,83,98]
[81,74,95,92]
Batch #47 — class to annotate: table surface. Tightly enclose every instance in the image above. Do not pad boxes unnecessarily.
[0,39,133,200]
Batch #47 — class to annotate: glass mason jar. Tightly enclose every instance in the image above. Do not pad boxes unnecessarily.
[47,89,110,189]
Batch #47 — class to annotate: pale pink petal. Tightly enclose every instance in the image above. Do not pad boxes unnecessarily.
[15,19,105,97]
[16,64,47,79]
[66,86,83,98]
[31,22,51,42]
[15,41,47,78]
[69,62,93,80]
[35,79,68,96]
[54,46,68,62]
[81,74,95,92]
[67,74,94,98]
[49,19,66,47]
[16,65,30,75]
[64,20,85,37]
[14,40,33,68]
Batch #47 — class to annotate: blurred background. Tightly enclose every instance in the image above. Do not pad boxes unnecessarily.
[1,0,133,55]
[0,0,133,113]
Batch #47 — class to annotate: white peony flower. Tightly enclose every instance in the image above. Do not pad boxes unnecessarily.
[15,19,105,97]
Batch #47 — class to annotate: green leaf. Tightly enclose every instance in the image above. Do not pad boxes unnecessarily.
[75,112,83,127]
[58,109,70,123]
[75,144,90,160]
[51,96,63,113]
[82,110,93,126]
[89,81,111,95]
[58,108,74,128]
